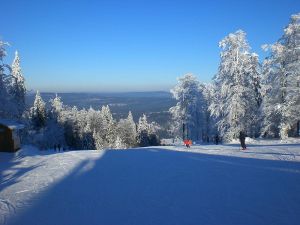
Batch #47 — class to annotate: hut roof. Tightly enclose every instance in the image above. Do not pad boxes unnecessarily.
[0,119,25,130]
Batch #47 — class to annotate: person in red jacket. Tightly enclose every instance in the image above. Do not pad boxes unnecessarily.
[184,140,191,148]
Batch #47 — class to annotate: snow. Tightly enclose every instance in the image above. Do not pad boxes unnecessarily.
[1,141,300,225]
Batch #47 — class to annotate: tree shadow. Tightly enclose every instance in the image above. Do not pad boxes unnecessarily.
[0,151,45,192]
[4,148,300,225]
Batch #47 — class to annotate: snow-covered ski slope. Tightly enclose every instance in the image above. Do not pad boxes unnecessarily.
[1,141,300,225]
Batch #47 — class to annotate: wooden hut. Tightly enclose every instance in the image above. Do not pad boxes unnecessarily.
[0,119,24,152]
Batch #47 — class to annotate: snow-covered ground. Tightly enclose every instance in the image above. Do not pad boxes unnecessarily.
[1,141,300,225]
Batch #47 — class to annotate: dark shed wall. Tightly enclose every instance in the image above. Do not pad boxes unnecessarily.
[0,124,14,152]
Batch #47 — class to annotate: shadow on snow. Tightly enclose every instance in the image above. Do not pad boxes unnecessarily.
[5,148,300,225]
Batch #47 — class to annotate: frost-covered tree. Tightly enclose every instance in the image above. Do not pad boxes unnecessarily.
[60,107,94,150]
[126,111,137,146]
[148,121,161,146]
[60,106,81,148]
[210,30,261,141]
[261,13,300,138]
[137,114,150,146]
[30,91,46,129]
[169,74,206,140]
[46,94,65,147]
[117,111,137,148]
[93,129,104,150]
[50,94,63,117]
[76,109,94,150]
[101,105,116,147]
[136,114,160,146]
[93,105,116,149]
[0,40,13,118]
[202,83,218,140]
[10,51,26,118]
[86,107,100,132]
[114,136,126,149]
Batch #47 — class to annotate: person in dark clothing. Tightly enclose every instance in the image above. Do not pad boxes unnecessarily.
[215,134,219,145]
[58,144,61,152]
[239,131,247,150]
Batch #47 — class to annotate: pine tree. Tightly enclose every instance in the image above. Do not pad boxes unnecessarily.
[50,94,63,115]
[137,114,150,146]
[30,90,46,129]
[102,105,116,147]
[45,94,65,148]
[210,30,261,141]
[114,136,126,149]
[93,129,104,150]
[125,111,137,146]
[60,106,81,149]
[0,40,13,118]
[117,111,137,148]
[137,114,148,146]
[10,51,26,119]
[92,105,116,149]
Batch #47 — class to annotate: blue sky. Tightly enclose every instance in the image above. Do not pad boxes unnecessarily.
[1,0,300,92]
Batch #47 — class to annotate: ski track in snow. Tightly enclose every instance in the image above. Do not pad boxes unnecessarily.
[0,142,300,225]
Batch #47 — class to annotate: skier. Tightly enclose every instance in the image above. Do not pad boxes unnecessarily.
[239,131,247,150]
[215,134,219,145]
[184,139,190,148]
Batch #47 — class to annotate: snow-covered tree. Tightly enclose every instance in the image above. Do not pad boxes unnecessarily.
[76,109,94,150]
[0,40,13,118]
[30,91,46,129]
[48,94,64,123]
[169,74,206,140]
[60,106,81,148]
[114,136,126,149]
[202,83,218,141]
[93,129,104,150]
[50,94,63,115]
[126,111,137,146]
[148,121,161,146]
[101,105,116,147]
[137,114,150,146]
[210,30,261,141]
[116,111,137,148]
[261,13,300,138]
[10,51,26,118]
[45,94,66,148]
[86,107,103,135]
[60,107,94,150]
[93,105,116,149]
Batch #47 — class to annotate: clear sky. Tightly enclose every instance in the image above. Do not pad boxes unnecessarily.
[1,0,300,92]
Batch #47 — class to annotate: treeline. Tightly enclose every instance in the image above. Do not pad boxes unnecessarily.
[169,13,300,141]
[25,92,160,150]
